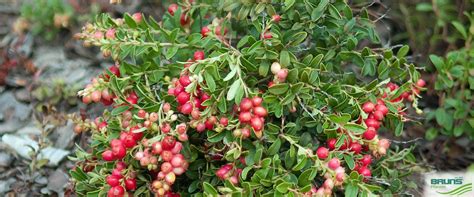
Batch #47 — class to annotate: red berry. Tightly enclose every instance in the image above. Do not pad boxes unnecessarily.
[177,92,190,104]
[360,155,372,166]
[362,102,375,113]
[102,150,115,161]
[240,98,253,111]
[327,138,337,150]
[82,95,91,104]
[239,111,252,123]
[316,147,329,159]
[215,26,228,36]
[220,117,229,126]
[105,28,116,39]
[132,13,142,23]
[201,26,210,37]
[126,92,138,104]
[358,166,371,177]
[161,162,173,173]
[162,136,176,150]
[253,106,268,117]
[272,14,281,22]
[180,13,189,26]
[106,175,120,187]
[116,162,127,171]
[122,133,137,148]
[250,116,264,131]
[165,172,176,184]
[241,128,251,138]
[168,3,178,16]
[179,75,191,87]
[328,158,340,170]
[196,122,206,132]
[161,150,173,162]
[91,91,102,103]
[152,142,163,154]
[137,109,147,118]
[373,110,384,121]
[365,118,380,129]
[108,65,121,78]
[200,93,211,101]
[171,142,183,154]
[124,178,137,191]
[416,79,426,87]
[263,32,272,39]
[363,127,377,140]
[108,186,125,197]
[205,119,214,130]
[110,139,123,147]
[173,86,184,96]
[194,50,205,60]
[375,104,389,115]
[112,145,126,159]
[171,154,185,167]
[277,69,288,81]
[349,142,362,154]
[251,96,263,106]
[180,102,193,114]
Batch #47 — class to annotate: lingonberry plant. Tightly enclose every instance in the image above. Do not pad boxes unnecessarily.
[70,0,425,196]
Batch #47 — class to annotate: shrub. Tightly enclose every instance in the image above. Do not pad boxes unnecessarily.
[425,12,474,140]
[70,1,425,196]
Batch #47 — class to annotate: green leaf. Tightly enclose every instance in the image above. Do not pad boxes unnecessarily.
[111,105,130,116]
[267,138,281,155]
[203,182,218,195]
[344,123,366,134]
[223,68,237,81]
[435,108,453,130]
[276,182,292,193]
[396,45,409,58]
[284,0,296,11]
[425,128,438,141]
[268,83,289,95]
[345,183,359,196]
[311,0,329,21]
[165,46,178,59]
[344,154,355,170]
[227,80,241,101]
[452,21,467,38]
[429,55,445,70]
[280,50,290,67]
[395,120,404,136]
[289,32,307,46]
[328,114,351,125]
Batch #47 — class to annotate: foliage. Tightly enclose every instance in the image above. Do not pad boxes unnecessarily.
[425,12,474,140]
[20,0,74,40]
[70,0,425,196]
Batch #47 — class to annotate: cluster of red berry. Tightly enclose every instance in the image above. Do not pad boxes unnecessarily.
[146,136,189,196]
[80,65,120,105]
[106,162,137,197]
[236,97,267,138]
[167,51,209,115]
[267,62,289,87]
[215,164,243,185]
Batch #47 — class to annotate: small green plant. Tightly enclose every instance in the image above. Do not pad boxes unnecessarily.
[425,12,474,140]
[20,0,74,40]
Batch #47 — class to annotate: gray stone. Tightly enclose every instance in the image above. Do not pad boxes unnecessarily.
[47,169,68,195]
[14,88,31,102]
[0,152,13,167]
[54,120,76,149]
[17,125,41,135]
[0,91,31,121]
[1,134,69,166]
[0,178,15,194]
